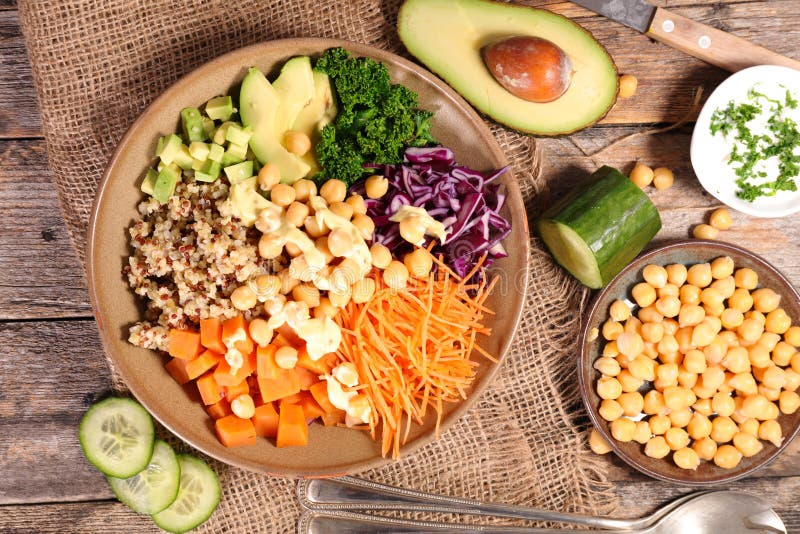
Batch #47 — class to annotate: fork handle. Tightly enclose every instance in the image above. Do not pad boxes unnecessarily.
[297,477,637,530]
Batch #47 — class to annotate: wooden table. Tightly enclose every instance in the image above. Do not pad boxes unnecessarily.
[2,0,799,531]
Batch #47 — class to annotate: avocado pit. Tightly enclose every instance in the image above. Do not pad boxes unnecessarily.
[482,36,574,103]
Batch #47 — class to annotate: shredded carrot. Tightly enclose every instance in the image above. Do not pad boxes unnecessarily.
[333,255,497,459]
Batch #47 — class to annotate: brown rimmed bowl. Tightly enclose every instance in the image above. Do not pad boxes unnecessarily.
[579,239,800,486]
[86,38,529,477]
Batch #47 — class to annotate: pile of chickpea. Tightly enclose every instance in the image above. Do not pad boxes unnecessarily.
[227,164,435,317]
[589,256,800,472]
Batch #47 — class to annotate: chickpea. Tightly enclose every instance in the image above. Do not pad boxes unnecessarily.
[664,386,695,411]
[720,308,744,330]
[329,201,354,220]
[609,299,631,322]
[734,268,759,290]
[383,260,409,290]
[662,318,679,336]
[624,316,643,335]
[653,167,674,190]
[628,161,655,188]
[779,390,800,414]
[688,412,712,440]
[642,264,668,288]
[693,398,713,416]
[723,346,750,374]
[275,346,299,369]
[292,283,321,308]
[686,263,712,288]
[678,304,705,328]
[664,263,688,286]
[741,394,771,420]
[702,365,726,391]
[283,201,309,228]
[599,399,624,421]
[618,370,644,392]
[643,389,667,415]
[404,249,434,278]
[693,224,719,240]
[710,392,735,417]
[669,408,693,428]
[610,418,636,442]
[278,267,301,294]
[314,297,338,319]
[596,375,623,400]
[352,214,376,241]
[230,284,258,311]
[657,334,679,356]
[283,240,302,258]
[618,74,638,98]
[257,162,281,191]
[268,183,295,208]
[711,277,736,300]
[785,326,800,347]
[710,415,738,443]
[752,288,780,313]
[284,130,311,155]
[649,414,671,435]
[673,447,700,470]
[589,428,612,454]
[678,368,699,389]
[761,365,786,390]
[656,362,679,385]
[365,174,390,199]
[253,274,281,301]
[258,234,284,259]
[707,208,732,230]
[758,419,784,447]
[655,295,681,318]
[784,368,800,391]
[693,437,718,461]
[326,228,355,258]
[645,436,671,459]
[618,391,644,417]
[603,340,620,358]
[773,342,797,367]
[658,283,680,298]
[760,385,781,402]
[352,277,377,304]
[691,322,716,347]
[617,332,645,358]
[765,308,791,334]
[679,285,702,307]
[304,215,329,238]
[594,357,621,377]
[292,179,317,202]
[638,305,664,324]
[665,427,690,450]
[364,244,390,271]
[632,282,657,307]
[737,318,764,343]
[714,444,743,469]
[641,322,664,344]
[314,236,335,264]
[633,421,652,444]
[231,394,256,419]
[248,318,274,348]
[731,432,763,458]
[346,194,367,215]
[320,179,347,204]
[328,285,353,308]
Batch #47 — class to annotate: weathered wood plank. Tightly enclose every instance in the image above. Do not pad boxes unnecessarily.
[0,1,17,11]
[0,320,114,505]
[0,139,91,320]
[1,476,798,533]
[0,10,41,138]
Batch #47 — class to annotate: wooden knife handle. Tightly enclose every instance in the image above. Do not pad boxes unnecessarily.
[647,7,800,72]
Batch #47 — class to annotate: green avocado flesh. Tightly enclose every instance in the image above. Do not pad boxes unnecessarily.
[397,0,618,135]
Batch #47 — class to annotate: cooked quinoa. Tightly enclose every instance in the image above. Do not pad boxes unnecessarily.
[124,179,277,350]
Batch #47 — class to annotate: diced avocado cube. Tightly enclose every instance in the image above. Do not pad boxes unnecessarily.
[202,117,216,139]
[189,141,210,161]
[205,95,234,121]
[157,134,183,165]
[224,160,254,184]
[174,145,195,171]
[195,160,221,183]
[221,142,247,166]
[153,163,182,203]
[212,121,235,145]
[225,124,253,147]
[191,158,206,171]
[140,168,158,196]
[157,160,165,172]
[155,135,167,158]
[208,143,225,163]
[181,107,206,142]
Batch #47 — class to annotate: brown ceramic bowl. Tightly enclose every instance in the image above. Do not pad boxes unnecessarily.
[86,38,529,477]
[579,240,800,486]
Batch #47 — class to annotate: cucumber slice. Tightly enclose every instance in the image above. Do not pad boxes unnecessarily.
[151,455,220,533]
[78,397,155,478]
[107,439,181,515]
[537,166,661,289]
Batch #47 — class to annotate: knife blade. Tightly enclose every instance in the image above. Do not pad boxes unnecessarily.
[572,0,800,72]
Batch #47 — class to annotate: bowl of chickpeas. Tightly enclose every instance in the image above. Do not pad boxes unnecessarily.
[579,239,800,485]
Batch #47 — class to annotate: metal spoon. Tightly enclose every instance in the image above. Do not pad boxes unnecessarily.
[297,478,786,533]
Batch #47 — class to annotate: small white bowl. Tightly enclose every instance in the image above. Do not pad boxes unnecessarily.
[691,65,800,218]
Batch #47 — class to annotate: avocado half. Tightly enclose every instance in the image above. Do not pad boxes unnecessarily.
[397,0,619,136]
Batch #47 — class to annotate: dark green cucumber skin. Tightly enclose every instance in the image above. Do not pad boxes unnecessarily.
[537,166,661,286]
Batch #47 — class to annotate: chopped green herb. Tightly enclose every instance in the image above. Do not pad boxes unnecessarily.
[709,84,800,201]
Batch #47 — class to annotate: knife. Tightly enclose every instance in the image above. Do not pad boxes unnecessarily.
[572,0,800,72]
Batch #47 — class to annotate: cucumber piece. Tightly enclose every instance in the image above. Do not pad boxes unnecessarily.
[108,439,181,515]
[537,166,661,289]
[181,107,206,143]
[151,455,220,533]
[78,397,155,479]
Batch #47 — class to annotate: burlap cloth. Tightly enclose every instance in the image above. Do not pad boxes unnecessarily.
[19,0,618,530]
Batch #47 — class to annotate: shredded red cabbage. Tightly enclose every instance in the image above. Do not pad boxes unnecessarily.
[353,146,512,280]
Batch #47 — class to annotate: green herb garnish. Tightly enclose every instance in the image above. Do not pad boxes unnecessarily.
[710,84,800,201]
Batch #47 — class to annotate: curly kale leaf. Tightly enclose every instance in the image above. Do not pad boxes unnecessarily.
[314,47,436,185]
